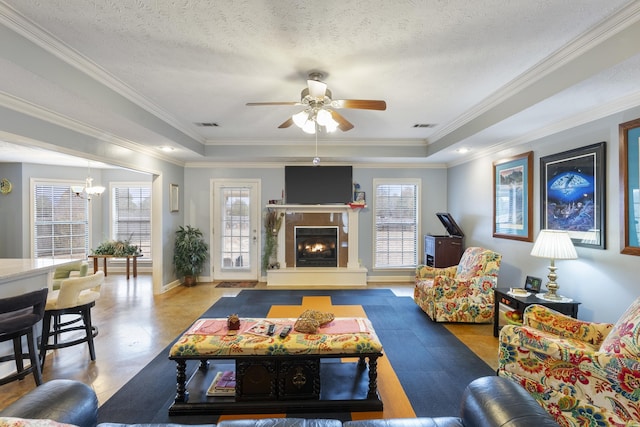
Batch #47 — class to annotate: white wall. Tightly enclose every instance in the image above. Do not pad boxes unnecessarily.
[448,107,640,323]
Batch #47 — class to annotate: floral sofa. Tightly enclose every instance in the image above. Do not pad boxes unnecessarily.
[498,298,640,426]
[413,246,502,322]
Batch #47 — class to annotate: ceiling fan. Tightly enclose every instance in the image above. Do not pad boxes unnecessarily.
[246,72,386,133]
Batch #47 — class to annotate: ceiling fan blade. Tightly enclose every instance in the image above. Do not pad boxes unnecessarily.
[332,99,387,110]
[330,110,354,132]
[307,79,327,98]
[278,117,294,128]
[246,102,299,106]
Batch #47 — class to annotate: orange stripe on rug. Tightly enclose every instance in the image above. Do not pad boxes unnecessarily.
[219,296,414,421]
[272,296,415,420]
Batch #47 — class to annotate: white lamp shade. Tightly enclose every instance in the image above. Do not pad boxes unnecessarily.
[315,109,332,126]
[531,229,578,259]
[324,120,338,133]
[292,110,309,128]
[302,120,316,134]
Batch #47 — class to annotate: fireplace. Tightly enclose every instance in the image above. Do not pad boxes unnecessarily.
[295,227,338,267]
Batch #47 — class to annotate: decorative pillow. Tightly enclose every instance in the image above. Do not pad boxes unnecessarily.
[300,309,334,326]
[294,317,319,333]
[293,309,335,333]
[0,418,77,427]
[600,296,640,357]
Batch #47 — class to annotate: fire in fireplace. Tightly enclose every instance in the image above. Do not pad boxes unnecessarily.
[295,227,338,267]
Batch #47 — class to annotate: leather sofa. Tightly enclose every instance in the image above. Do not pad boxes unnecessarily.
[0,376,556,427]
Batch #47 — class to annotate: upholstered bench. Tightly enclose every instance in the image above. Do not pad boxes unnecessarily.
[168,317,384,415]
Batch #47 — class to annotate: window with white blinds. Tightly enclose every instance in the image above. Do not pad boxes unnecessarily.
[33,182,89,259]
[373,179,420,268]
[112,184,151,260]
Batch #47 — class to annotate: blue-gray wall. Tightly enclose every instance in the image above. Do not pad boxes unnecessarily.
[448,106,640,324]
[184,164,447,281]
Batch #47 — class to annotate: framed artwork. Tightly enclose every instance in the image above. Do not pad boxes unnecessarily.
[619,118,640,255]
[524,275,542,292]
[170,183,179,212]
[540,142,606,249]
[493,151,533,241]
[354,191,366,202]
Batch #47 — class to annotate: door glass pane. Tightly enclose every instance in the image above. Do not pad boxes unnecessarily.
[221,187,251,269]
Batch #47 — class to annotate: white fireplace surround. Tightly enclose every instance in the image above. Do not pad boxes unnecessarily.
[265,204,367,286]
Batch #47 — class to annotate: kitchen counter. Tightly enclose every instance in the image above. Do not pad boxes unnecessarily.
[0,258,82,296]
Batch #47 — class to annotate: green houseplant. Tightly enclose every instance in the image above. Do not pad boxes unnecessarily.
[173,225,209,286]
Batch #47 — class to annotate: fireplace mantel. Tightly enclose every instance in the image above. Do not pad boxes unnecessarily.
[265,204,367,286]
[265,204,364,213]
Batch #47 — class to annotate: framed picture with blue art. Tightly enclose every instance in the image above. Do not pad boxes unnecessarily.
[540,141,606,249]
[620,118,640,256]
[493,151,533,241]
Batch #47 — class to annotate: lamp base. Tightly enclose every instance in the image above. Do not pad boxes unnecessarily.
[541,291,563,301]
[535,293,573,303]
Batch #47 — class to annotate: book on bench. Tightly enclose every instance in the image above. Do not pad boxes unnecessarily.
[206,370,236,396]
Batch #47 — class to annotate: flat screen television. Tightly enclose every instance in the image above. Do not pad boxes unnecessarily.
[285,166,353,205]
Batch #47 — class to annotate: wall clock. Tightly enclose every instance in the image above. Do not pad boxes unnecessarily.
[0,178,12,194]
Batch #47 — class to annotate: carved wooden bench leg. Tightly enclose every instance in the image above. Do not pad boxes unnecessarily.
[367,355,378,399]
[174,359,189,403]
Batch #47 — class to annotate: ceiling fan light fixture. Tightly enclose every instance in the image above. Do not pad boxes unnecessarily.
[315,109,332,126]
[292,110,309,128]
[324,119,338,133]
[302,120,316,134]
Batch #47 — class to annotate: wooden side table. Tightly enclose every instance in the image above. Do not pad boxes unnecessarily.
[493,287,580,337]
[88,254,142,279]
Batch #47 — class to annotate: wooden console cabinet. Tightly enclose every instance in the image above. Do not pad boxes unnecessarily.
[424,235,463,267]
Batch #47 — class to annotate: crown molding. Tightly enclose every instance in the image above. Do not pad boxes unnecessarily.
[204,138,427,147]
[0,91,185,169]
[0,2,204,145]
[446,90,640,168]
[429,2,640,144]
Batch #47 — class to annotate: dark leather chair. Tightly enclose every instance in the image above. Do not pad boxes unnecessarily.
[0,288,48,386]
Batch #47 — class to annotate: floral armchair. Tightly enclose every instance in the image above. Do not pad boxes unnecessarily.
[498,299,640,426]
[413,246,502,322]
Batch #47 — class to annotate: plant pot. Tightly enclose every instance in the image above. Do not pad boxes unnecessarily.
[183,275,197,287]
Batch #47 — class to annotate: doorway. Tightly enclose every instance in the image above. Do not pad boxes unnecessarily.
[212,180,260,281]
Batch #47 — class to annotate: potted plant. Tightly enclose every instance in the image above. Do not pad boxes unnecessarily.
[173,225,209,287]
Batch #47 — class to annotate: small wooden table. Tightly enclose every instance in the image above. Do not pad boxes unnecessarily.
[88,254,142,279]
[168,317,384,415]
[493,287,580,337]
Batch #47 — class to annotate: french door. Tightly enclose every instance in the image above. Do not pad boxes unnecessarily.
[211,180,260,281]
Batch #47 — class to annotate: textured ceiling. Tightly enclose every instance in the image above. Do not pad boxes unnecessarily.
[0,0,639,167]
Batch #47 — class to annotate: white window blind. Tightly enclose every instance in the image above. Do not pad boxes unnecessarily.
[373,180,419,268]
[33,183,89,259]
[112,185,151,260]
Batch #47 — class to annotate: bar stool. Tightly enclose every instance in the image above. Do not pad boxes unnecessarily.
[0,288,49,386]
[40,271,104,367]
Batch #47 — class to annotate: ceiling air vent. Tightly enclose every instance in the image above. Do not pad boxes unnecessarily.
[413,123,435,128]
[195,122,219,127]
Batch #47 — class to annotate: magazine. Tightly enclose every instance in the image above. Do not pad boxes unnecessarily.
[244,319,277,337]
[206,370,236,396]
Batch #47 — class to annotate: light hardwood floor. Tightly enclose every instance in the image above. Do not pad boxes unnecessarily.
[0,274,498,409]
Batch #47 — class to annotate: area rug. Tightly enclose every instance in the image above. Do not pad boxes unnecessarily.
[98,289,494,424]
[215,281,258,288]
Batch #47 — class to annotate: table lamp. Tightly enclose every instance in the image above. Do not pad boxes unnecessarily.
[530,229,577,300]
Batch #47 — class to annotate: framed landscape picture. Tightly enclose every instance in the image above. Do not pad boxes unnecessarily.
[619,118,640,255]
[540,142,606,249]
[493,151,533,241]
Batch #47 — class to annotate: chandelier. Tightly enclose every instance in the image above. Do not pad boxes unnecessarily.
[71,163,105,200]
